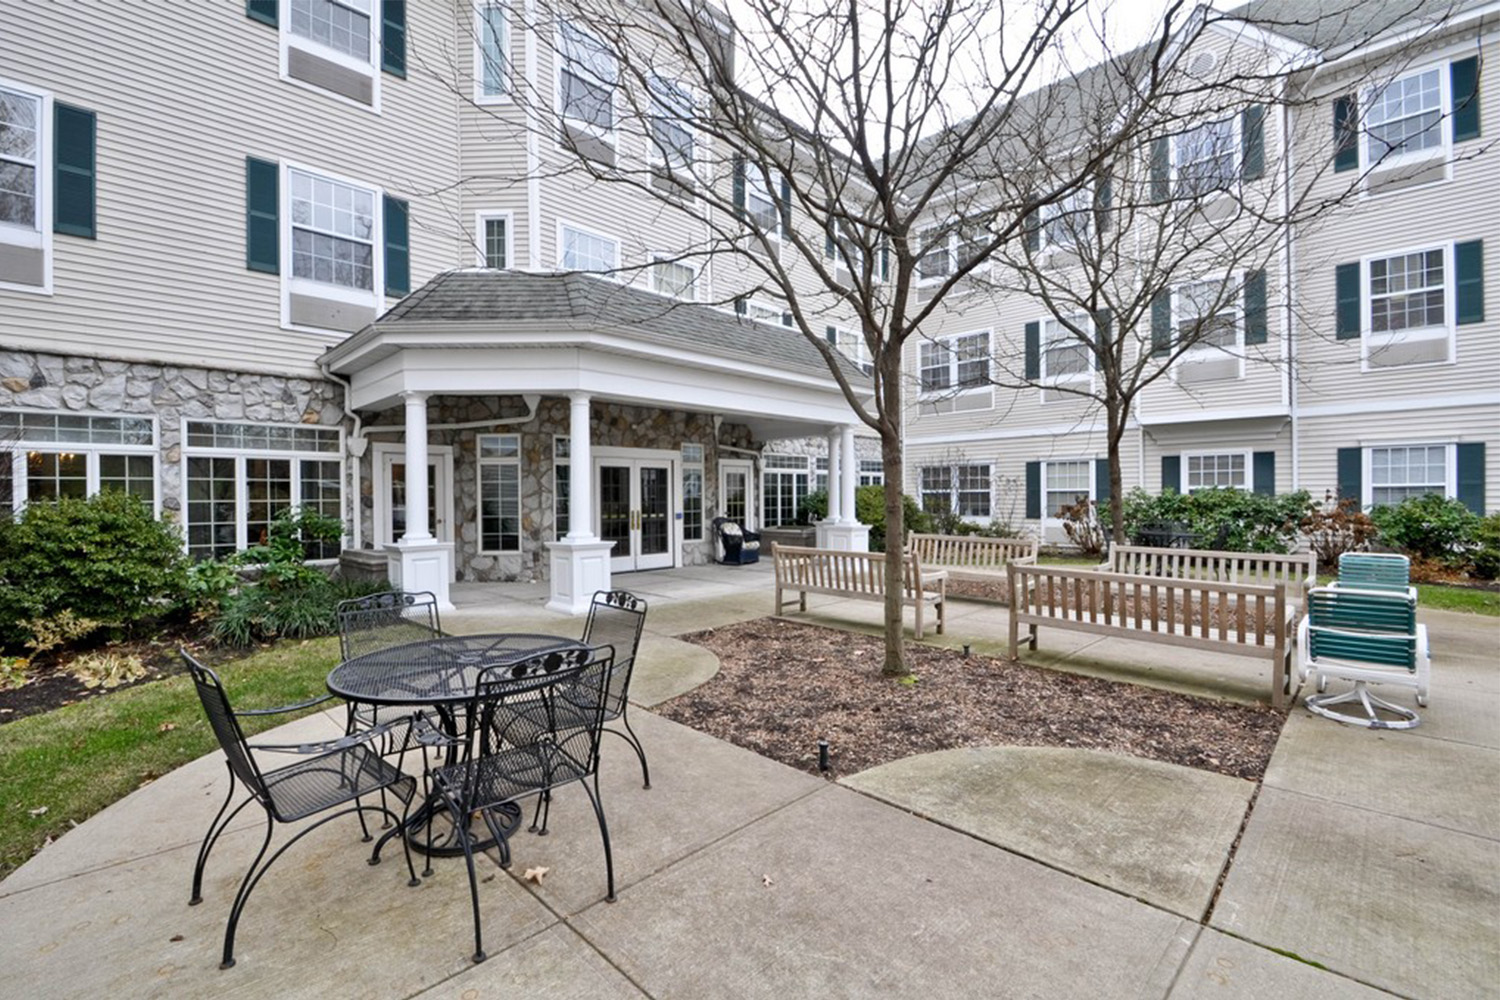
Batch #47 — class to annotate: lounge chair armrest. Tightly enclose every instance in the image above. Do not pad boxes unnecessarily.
[234,693,335,717]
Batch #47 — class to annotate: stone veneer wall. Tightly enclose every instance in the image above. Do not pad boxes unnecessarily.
[0,348,348,525]
[354,395,757,583]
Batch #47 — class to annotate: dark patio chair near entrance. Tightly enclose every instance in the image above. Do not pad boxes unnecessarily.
[182,651,420,969]
[713,516,761,564]
[420,644,617,963]
[580,590,651,788]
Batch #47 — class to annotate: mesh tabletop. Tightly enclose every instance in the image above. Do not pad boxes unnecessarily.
[327,633,586,707]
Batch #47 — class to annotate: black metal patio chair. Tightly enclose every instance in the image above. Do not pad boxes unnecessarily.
[182,651,420,969]
[576,590,651,787]
[417,644,617,964]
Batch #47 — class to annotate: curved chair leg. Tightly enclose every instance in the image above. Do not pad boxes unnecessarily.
[220,810,275,969]
[581,776,616,903]
[454,805,487,963]
[191,764,247,906]
[612,713,651,789]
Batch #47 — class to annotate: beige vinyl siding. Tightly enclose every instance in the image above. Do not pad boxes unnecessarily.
[1297,405,1499,507]
[1142,420,1292,494]
[0,2,461,378]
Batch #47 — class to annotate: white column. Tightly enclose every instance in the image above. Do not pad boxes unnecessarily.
[825,428,842,523]
[840,425,858,525]
[566,392,596,540]
[820,425,871,551]
[402,392,431,541]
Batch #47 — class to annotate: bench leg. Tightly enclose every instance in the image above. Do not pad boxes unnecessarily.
[774,584,782,616]
[1008,609,1019,659]
[936,599,944,636]
[1028,624,1037,652]
[799,592,806,613]
[914,601,923,640]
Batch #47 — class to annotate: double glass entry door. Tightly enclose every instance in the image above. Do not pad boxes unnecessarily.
[598,460,673,572]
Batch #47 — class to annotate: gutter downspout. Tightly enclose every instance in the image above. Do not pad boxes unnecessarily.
[525,0,541,270]
[1281,82,1300,493]
[319,361,364,552]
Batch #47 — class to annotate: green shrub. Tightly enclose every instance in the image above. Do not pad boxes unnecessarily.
[1122,487,1309,553]
[855,485,928,552]
[1368,494,1480,565]
[0,492,189,649]
[798,488,828,524]
[1472,514,1500,581]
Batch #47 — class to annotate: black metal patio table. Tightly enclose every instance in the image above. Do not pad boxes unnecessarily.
[327,632,587,857]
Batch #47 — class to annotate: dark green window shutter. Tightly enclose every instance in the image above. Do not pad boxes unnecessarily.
[1456,442,1485,514]
[781,311,793,328]
[383,195,409,296]
[733,297,746,316]
[1024,320,1040,379]
[880,240,890,281]
[1243,269,1268,345]
[1333,95,1358,172]
[1336,447,1362,505]
[825,325,837,344]
[1451,56,1480,143]
[381,1,407,78]
[1455,240,1484,325]
[1253,451,1276,496]
[1092,309,1111,370]
[53,104,96,239]
[1094,458,1111,506]
[246,0,277,27]
[1150,137,1170,201]
[1241,104,1265,181]
[1151,290,1172,356]
[245,156,279,275]
[779,177,792,239]
[1335,262,1361,339]
[1023,205,1040,252]
[1025,462,1041,519]
[731,157,746,221]
[825,223,836,259]
[1095,172,1112,233]
[1161,455,1180,493]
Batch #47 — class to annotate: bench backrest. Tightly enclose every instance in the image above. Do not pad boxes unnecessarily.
[1337,553,1410,592]
[772,544,931,599]
[1305,585,1418,670]
[1009,562,1287,646]
[908,533,1037,569]
[1103,543,1314,595]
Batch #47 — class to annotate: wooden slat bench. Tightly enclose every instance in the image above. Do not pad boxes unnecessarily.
[772,543,947,638]
[1007,562,1296,709]
[1098,543,1316,608]
[907,534,1037,597]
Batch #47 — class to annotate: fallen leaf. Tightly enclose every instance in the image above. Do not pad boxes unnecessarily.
[523,866,550,884]
[169,935,184,943]
[28,806,47,817]
[761,874,774,888]
[158,722,177,733]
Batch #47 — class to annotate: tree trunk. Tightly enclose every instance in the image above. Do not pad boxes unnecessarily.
[878,353,909,677]
[1106,400,1127,544]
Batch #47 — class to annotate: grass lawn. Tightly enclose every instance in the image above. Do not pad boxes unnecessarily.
[0,638,341,880]
[1311,575,1499,616]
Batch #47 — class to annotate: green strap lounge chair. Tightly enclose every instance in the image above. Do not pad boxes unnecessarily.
[1297,584,1430,730]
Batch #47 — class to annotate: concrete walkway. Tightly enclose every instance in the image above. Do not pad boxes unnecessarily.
[1,567,1495,998]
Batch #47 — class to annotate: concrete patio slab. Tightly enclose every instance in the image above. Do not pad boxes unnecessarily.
[1267,713,1500,837]
[1420,608,1500,691]
[409,925,648,999]
[1211,786,1500,1000]
[573,783,1195,999]
[1168,929,1396,999]
[1046,635,1275,707]
[625,633,720,707]
[842,746,1253,919]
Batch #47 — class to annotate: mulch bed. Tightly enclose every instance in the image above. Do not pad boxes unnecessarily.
[664,618,1284,781]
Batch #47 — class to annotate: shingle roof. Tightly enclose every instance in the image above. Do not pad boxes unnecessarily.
[363,269,872,385]
[1225,0,1492,53]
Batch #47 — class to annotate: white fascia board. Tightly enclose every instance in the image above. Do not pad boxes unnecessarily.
[1316,2,1500,69]
[1206,16,1320,65]
[1138,405,1291,426]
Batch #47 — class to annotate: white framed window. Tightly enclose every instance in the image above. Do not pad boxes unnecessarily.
[475,2,510,102]
[1362,244,1453,369]
[478,433,521,552]
[917,216,989,285]
[553,435,569,540]
[1042,189,1092,250]
[814,456,829,494]
[742,299,792,327]
[1174,118,1237,198]
[919,332,989,394]
[1184,452,1249,492]
[648,76,694,175]
[1041,315,1091,384]
[858,459,884,486]
[290,0,371,61]
[558,221,618,274]
[920,463,991,518]
[183,420,344,560]
[1042,459,1092,520]
[762,453,812,527]
[1176,278,1240,351]
[1364,66,1444,168]
[476,212,511,269]
[286,164,380,308]
[744,166,781,238]
[651,253,698,300]
[682,443,704,540]
[282,0,380,111]
[1,410,158,513]
[558,19,616,139]
[826,326,873,375]
[0,79,51,294]
[1367,444,1453,506]
[825,218,866,273]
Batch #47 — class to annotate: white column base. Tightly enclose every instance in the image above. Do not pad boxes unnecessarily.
[819,523,871,552]
[814,520,839,548]
[545,539,615,615]
[383,540,455,611]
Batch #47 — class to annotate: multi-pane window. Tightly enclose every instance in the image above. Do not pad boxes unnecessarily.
[289,169,375,291]
[744,167,781,236]
[742,300,791,326]
[652,255,697,299]
[827,326,873,375]
[0,87,40,230]
[1366,68,1442,162]
[553,436,569,540]
[1,411,157,509]
[1044,460,1091,518]
[814,457,829,494]
[559,20,616,135]
[919,332,989,392]
[858,459,884,486]
[289,0,371,62]
[478,434,520,552]
[1185,453,1246,491]
[478,3,509,99]
[826,219,866,272]
[1177,279,1238,349]
[1371,445,1447,505]
[1042,316,1091,381]
[649,77,694,173]
[762,453,810,527]
[560,224,617,273]
[1370,250,1444,332]
[1175,119,1236,197]
[918,218,988,282]
[184,420,343,560]
[682,443,704,539]
[920,464,991,517]
[481,216,508,269]
[1042,189,1092,249]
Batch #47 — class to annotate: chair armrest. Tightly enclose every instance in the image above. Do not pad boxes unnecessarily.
[234,693,335,717]
[250,714,409,755]
[742,528,762,542]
